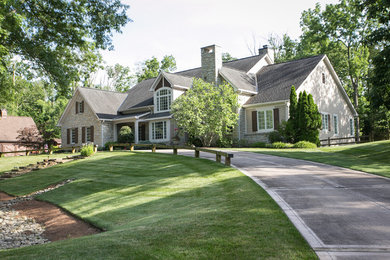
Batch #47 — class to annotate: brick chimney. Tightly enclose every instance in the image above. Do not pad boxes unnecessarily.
[0,109,7,119]
[201,45,222,84]
[258,45,274,63]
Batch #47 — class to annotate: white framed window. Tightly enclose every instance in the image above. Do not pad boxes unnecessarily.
[333,114,339,135]
[156,88,172,112]
[321,113,329,131]
[86,127,91,142]
[71,128,77,144]
[257,110,274,131]
[151,121,168,141]
[349,118,354,136]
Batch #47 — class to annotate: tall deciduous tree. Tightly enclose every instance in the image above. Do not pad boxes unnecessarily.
[359,0,390,111]
[136,55,176,83]
[172,79,238,147]
[0,0,130,96]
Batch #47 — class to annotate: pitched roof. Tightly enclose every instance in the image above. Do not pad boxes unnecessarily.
[219,67,256,92]
[0,116,37,142]
[245,55,325,105]
[223,53,267,71]
[78,87,127,118]
[163,72,193,88]
[118,78,155,112]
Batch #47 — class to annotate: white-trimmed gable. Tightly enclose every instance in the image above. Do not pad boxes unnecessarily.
[247,54,274,75]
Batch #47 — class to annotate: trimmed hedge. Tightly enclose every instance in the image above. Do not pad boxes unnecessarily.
[271,142,293,149]
[293,141,317,149]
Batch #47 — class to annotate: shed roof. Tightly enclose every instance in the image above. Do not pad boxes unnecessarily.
[0,116,37,142]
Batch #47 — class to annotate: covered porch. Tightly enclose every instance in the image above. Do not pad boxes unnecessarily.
[112,113,150,144]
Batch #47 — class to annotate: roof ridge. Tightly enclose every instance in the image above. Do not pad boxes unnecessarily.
[165,71,194,79]
[174,67,201,74]
[222,53,264,64]
[264,54,325,68]
[79,86,128,95]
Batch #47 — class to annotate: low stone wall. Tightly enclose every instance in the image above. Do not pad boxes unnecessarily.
[242,133,269,144]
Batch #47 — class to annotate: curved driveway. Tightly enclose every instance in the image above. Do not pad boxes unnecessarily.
[157,149,390,260]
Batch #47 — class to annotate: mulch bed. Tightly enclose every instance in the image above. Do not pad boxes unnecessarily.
[1,192,100,242]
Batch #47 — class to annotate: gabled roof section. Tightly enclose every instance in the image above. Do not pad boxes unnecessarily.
[219,67,257,93]
[78,87,127,118]
[163,72,193,89]
[245,55,325,105]
[175,67,202,78]
[223,53,267,72]
[0,116,37,142]
[118,78,155,112]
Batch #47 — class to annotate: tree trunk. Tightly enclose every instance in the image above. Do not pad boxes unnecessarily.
[353,81,360,142]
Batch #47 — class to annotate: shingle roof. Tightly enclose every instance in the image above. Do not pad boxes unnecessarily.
[140,111,172,120]
[0,116,37,142]
[78,87,127,118]
[245,55,325,105]
[223,53,267,71]
[118,78,155,112]
[175,67,202,78]
[163,72,193,88]
[219,67,256,92]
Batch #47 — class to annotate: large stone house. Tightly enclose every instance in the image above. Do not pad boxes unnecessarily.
[58,45,357,148]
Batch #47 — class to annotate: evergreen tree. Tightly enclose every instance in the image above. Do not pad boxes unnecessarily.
[297,91,310,141]
[286,86,298,142]
[306,94,322,145]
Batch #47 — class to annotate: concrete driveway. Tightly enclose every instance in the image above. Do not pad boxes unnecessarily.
[156,149,390,260]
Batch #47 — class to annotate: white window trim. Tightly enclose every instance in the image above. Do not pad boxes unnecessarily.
[321,112,329,133]
[349,117,355,136]
[256,109,274,133]
[150,120,170,142]
[154,87,172,113]
[333,114,339,136]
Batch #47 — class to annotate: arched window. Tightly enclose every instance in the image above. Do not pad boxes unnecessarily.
[156,88,172,112]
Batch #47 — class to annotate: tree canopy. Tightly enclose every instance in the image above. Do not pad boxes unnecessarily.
[136,55,176,83]
[172,79,238,147]
[0,0,130,96]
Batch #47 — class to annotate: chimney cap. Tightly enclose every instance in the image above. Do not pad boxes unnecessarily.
[263,45,269,49]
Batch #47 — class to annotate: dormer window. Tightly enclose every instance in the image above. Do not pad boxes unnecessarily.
[156,88,172,112]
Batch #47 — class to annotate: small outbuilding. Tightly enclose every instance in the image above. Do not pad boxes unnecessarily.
[0,109,40,156]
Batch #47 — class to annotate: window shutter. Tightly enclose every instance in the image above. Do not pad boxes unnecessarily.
[76,102,79,114]
[273,108,280,129]
[82,127,86,143]
[91,126,94,142]
[67,129,70,144]
[328,114,331,131]
[252,111,258,132]
[75,128,78,143]
[81,101,84,113]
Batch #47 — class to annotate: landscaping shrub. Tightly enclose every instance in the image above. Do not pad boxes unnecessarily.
[250,142,268,148]
[293,141,317,149]
[271,142,293,149]
[118,126,134,143]
[81,144,94,157]
[268,131,284,143]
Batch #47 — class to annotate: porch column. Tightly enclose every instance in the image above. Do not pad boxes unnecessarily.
[114,124,118,142]
[135,120,139,144]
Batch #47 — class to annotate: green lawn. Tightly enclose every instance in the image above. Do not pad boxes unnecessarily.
[0,151,316,259]
[237,140,390,178]
[0,153,79,174]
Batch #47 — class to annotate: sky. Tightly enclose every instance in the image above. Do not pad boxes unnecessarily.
[100,0,339,75]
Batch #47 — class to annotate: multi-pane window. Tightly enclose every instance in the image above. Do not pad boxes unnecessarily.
[321,113,329,131]
[257,110,273,130]
[86,127,91,142]
[349,118,354,136]
[71,128,76,144]
[152,121,167,140]
[156,88,171,112]
[333,115,339,135]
